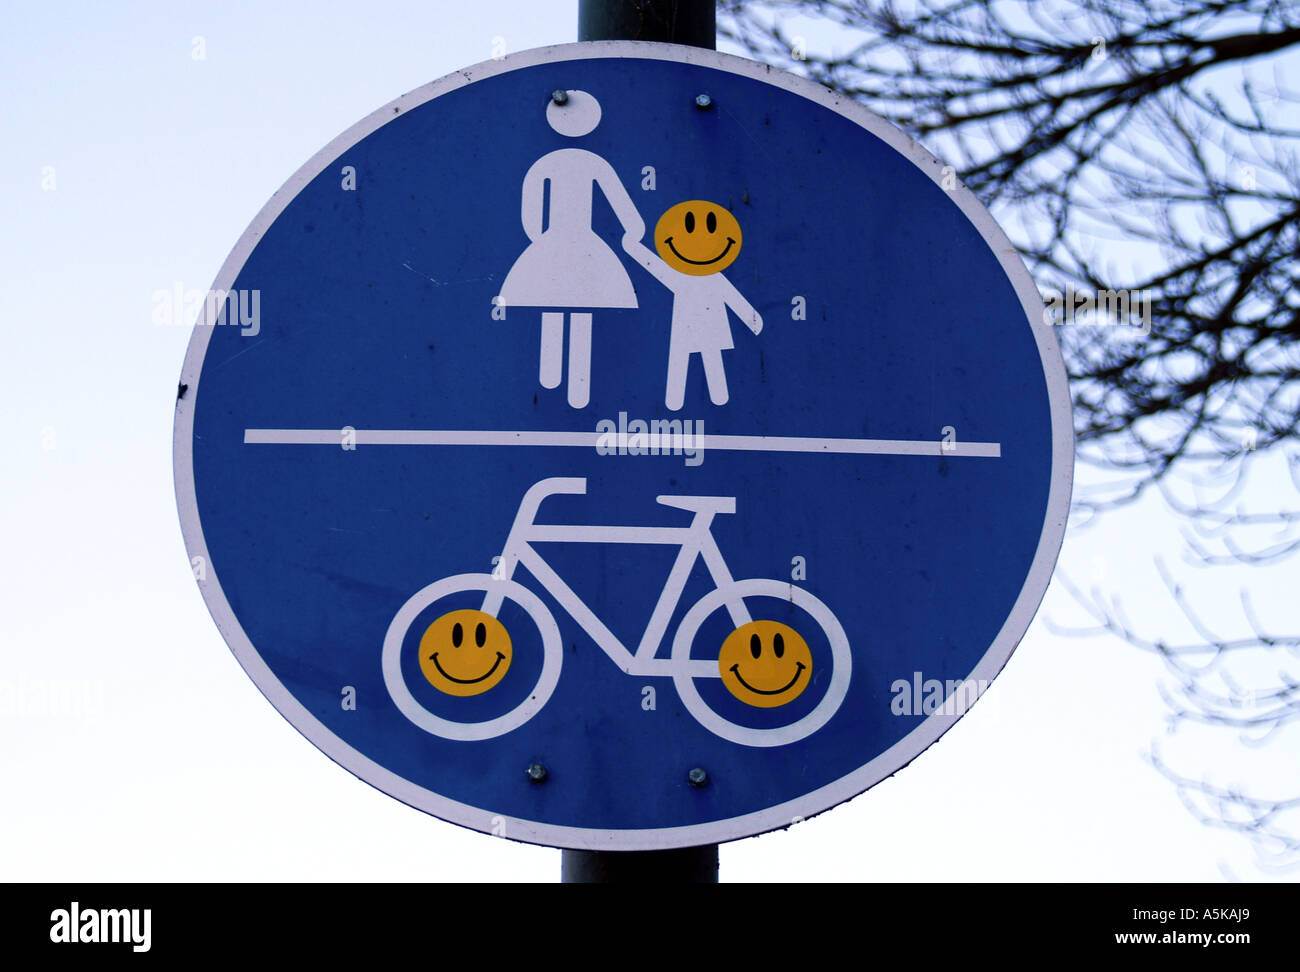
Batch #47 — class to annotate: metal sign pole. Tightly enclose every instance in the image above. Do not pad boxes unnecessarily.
[563,0,719,884]
[579,0,715,49]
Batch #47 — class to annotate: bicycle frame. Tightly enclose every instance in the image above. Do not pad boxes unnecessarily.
[480,478,752,678]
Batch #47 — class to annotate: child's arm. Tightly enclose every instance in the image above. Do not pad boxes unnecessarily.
[718,274,763,335]
[623,240,681,291]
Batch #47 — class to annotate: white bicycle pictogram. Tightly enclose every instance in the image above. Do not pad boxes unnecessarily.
[382,477,852,747]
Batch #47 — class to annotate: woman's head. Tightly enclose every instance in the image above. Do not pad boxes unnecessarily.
[546,90,601,137]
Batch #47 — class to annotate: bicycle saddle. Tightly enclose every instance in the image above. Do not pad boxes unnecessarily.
[655,494,736,515]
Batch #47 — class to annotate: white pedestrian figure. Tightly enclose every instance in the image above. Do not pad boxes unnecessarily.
[498,90,645,409]
[623,200,763,410]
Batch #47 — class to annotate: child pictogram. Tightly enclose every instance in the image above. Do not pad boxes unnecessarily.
[624,200,763,410]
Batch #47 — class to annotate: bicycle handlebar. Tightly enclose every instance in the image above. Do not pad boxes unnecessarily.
[523,477,587,501]
[513,477,588,531]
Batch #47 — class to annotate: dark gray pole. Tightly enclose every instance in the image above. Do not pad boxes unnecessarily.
[562,0,719,883]
[579,0,716,49]
[562,843,719,883]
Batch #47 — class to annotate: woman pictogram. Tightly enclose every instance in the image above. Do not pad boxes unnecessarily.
[498,90,646,408]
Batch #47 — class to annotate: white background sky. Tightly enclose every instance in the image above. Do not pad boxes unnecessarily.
[2,1,1295,882]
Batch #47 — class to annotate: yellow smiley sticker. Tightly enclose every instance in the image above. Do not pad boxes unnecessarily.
[718,620,812,707]
[419,609,512,696]
[654,200,743,276]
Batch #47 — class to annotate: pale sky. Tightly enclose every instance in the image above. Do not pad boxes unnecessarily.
[2,0,1295,881]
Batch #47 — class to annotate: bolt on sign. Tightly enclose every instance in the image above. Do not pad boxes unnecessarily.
[175,42,1073,849]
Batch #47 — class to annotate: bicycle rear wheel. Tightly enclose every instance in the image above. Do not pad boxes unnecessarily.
[670,579,851,747]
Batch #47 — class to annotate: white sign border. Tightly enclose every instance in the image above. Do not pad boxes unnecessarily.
[173,40,1075,852]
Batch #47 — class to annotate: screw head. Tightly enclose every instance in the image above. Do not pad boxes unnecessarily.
[694,93,713,110]
[526,762,548,782]
[551,89,569,105]
[688,767,708,787]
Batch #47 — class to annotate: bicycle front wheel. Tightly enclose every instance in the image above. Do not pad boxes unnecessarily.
[382,573,562,741]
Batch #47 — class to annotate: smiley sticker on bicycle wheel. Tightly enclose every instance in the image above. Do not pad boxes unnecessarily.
[419,609,512,696]
[718,620,812,707]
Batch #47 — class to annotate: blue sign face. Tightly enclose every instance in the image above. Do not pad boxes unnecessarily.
[175,43,1072,849]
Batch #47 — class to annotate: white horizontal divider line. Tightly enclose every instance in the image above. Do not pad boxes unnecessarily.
[244,428,1001,458]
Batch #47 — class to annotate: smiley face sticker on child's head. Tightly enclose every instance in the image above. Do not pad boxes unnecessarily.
[654,201,743,276]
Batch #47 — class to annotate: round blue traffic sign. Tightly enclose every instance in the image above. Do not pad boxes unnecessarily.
[175,42,1072,849]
